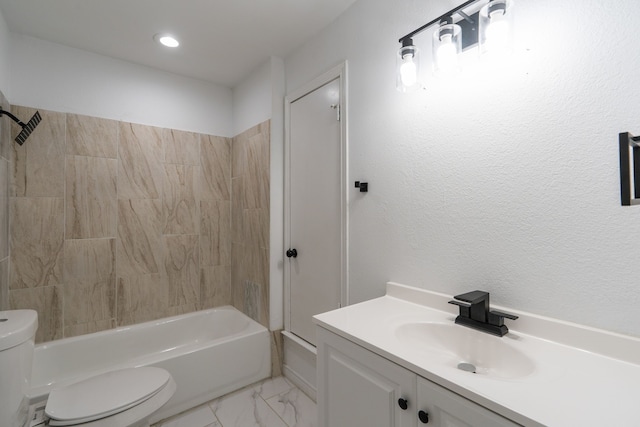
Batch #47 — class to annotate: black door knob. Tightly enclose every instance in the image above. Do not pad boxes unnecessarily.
[397,398,408,410]
[286,248,298,258]
[418,410,429,423]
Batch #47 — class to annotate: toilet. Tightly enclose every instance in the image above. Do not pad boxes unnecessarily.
[0,310,176,427]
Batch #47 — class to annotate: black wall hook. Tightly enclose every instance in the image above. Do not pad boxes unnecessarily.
[355,181,368,192]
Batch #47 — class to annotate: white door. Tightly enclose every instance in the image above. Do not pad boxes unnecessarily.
[287,74,344,346]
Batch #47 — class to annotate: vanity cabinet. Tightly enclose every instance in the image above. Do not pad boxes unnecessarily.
[317,327,519,427]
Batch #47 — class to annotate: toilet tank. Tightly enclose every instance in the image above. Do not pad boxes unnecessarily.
[0,310,38,427]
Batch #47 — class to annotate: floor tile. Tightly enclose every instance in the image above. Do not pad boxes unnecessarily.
[266,387,317,427]
[155,404,219,427]
[254,376,294,400]
[210,386,287,427]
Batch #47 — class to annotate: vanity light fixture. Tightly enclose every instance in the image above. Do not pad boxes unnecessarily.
[154,33,180,48]
[396,0,514,91]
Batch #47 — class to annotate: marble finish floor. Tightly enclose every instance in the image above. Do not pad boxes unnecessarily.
[154,376,317,427]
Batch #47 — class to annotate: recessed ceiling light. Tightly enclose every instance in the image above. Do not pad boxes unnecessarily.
[154,33,179,48]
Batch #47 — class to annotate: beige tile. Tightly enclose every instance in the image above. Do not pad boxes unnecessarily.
[66,114,118,158]
[200,200,231,267]
[244,208,269,250]
[245,128,270,210]
[164,234,199,307]
[10,197,64,289]
[64,319,115,338]
[0,257,8,310]
[200,265,231,309]
[201,135,231,201]
[10,107,65,197]
[270,330,284,378]
[118,122,163,199]
[0,92,11,161]
[117,199,163,277]
[165,129,200,165]
[0,158,8,259]
[231,243,245,314]
[117,273,169,326]
[166,303,199,317]
[231,177,244,244]
[63,239,115,326]
[66,155,117,239]
[163,164,199,235]
[9,285,62,343]
[231,127,250,178]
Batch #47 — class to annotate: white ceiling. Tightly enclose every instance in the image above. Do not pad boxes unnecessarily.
[0,0,357,88]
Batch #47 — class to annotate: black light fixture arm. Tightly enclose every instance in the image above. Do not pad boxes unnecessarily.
[0,108,26,127]
[398,0,479,44]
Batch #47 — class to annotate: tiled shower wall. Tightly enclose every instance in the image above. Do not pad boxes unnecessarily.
[0,91,10,311]
[5,104,271,343]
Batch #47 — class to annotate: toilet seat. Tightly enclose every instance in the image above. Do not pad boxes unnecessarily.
[45,367,175,427]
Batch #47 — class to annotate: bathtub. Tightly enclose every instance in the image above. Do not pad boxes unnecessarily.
[29,306,271,423]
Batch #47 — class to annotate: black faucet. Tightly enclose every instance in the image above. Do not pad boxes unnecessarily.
[448,290,518,337]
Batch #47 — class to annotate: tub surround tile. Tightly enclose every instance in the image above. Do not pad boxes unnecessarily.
[64,318,116,338]
[117,199,163,277]
[7,111,265,343]
[10,107,65,198]
[200,200,231,267]
[200,265,231,309]
[265,388,317,427]
[209,386,287,427]
[66,155,117,239]
[163,163,199,235]
[201,135,231,201]
[165,129,200,166]
[270,330,284,378]
[0,158,8,259]
[63,239,115,326]
[118,122,163,199]
[164,234,199,308]
[66,114,118,158]
[10,197,64,289]
[117,273,169,326]
[0,257,8,310]
[9,285,62,343]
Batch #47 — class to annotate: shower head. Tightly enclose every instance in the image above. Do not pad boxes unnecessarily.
[0,108,42,145]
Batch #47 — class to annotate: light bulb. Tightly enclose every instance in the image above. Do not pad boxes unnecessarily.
[400,54,417,87]
[436,35,458,73]
[485,14,509,52]
[479,0,514,58]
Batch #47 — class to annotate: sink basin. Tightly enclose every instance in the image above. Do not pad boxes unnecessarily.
[395,322,535,380]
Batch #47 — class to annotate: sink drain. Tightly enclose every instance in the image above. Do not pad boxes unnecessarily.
[457,362,476,373]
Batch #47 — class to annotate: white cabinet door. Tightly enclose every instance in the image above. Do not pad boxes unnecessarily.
[416,377,520,427]
[317,327,417,427]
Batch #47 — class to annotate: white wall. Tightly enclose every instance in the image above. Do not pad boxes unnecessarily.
[285,0,640,337]
[9,34,233,136]
[232,60,272,136]
[0,7,10,96]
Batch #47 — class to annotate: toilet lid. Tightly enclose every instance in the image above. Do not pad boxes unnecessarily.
[45,367,171,425]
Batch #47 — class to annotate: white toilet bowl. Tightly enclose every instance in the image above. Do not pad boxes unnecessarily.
[0,310,176,427]
[44,367,176,427]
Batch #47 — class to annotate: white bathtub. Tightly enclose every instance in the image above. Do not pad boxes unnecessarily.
[29,306,271,423]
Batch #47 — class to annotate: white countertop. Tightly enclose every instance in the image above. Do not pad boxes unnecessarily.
[313,283,640,427]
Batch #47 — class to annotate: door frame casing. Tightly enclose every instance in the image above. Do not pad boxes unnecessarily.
[284,61,349,334]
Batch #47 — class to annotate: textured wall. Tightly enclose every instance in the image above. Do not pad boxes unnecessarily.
[285,0,640,337]
[231,121,271,327]
[8,106,233,342]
